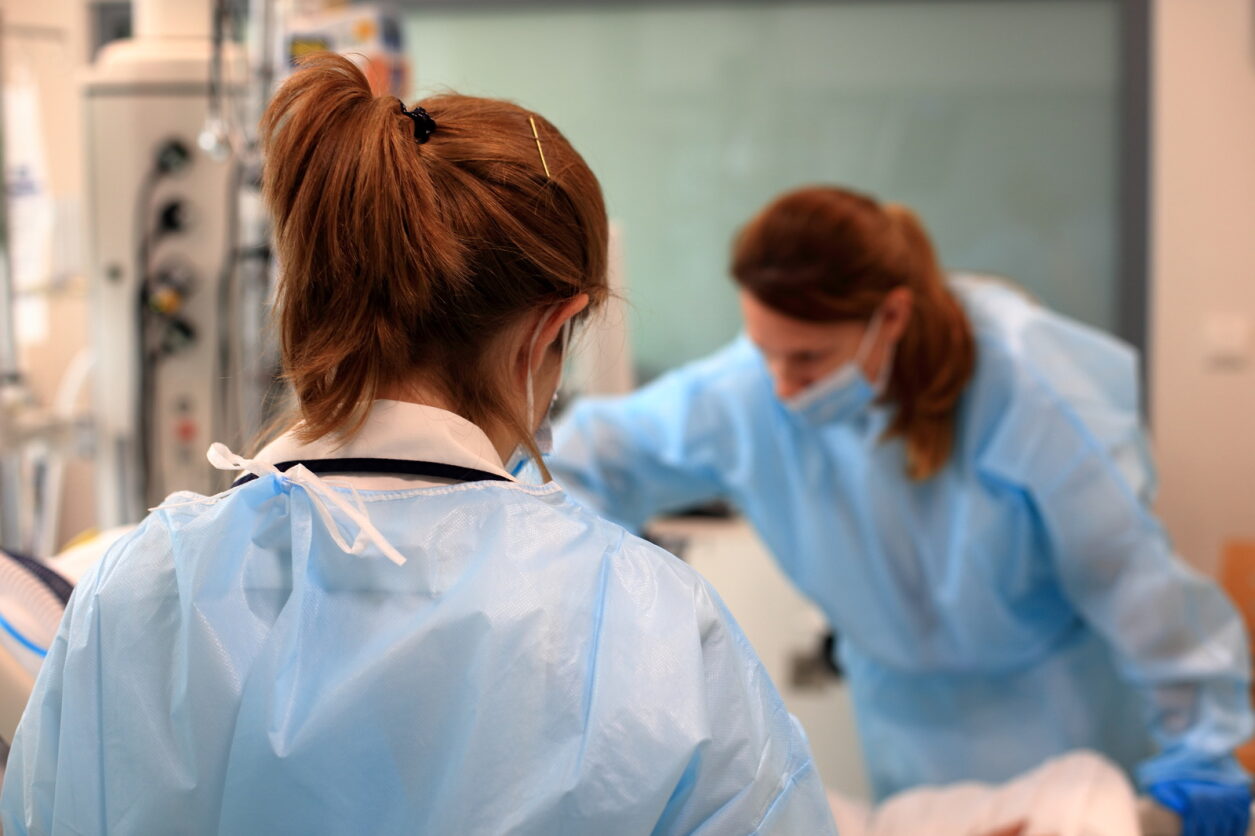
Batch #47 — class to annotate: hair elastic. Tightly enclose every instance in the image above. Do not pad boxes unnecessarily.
[399,101,437,144]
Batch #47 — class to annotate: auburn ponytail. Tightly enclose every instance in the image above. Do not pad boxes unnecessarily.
[260,53,609,452]
[879,204,975,479]
[731,186,974,480]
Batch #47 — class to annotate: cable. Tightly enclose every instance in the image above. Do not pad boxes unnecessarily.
[0,610,46,657]
[224,0,255,155]
[215,159,245,468]
[0,550,68,659]
[133,166,163,512]
[133,141,192,512]
[203,0,254,159]
[1,550,72,606]
[200,0,228,159]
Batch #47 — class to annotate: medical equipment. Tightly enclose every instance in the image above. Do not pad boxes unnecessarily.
[0,550,71,747]
[86,0,254,523]
[86,0,409,525]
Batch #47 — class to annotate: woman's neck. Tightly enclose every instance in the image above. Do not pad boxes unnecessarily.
[375,384,518,467]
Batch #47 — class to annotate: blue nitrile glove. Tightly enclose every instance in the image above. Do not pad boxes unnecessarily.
[1149,780,1252,836]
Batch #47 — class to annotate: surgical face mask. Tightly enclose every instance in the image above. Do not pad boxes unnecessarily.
[507,314,572,476]
[783,310,891,427]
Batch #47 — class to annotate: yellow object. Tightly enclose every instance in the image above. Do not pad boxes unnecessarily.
[59,528,100,552]
[529,116,551,179]
[149,286,183,315]
[288,37,332,65]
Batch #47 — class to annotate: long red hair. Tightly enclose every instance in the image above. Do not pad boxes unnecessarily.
[731,186,974,480]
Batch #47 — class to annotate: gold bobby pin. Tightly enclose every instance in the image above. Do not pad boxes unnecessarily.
[529,116,551,179]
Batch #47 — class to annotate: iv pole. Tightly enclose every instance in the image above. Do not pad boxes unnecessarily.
[0,11,29,554]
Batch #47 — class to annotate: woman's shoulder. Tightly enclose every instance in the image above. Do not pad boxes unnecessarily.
[953,282,1151,494]
[954,274,1141,412]
[543,488,724,596]
[638,335,771,406]
[72,511,178,595]
[78,481,729,649]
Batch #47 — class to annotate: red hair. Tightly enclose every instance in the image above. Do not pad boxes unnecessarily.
[731,186,974,480]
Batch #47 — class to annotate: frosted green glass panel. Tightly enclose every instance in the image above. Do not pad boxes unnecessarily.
[405,1,1119,378]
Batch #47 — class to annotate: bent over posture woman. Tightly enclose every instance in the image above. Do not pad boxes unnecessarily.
[551,186,1253,834]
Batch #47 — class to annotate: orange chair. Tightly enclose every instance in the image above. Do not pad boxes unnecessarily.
[1220,540,1255,773]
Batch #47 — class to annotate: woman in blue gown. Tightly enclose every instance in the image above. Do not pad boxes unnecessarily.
[549,185,1253,834]
[0,56,836,835]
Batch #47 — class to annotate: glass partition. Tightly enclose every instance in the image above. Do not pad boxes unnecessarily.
[405,0,1120,379]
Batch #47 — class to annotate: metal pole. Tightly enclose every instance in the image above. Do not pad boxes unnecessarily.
[0,11,31,553]
[0,13,18,381]
[1118,0,1153,398]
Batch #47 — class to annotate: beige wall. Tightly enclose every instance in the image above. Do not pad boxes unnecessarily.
[3,0,94,549]
[1151,0,1255,574]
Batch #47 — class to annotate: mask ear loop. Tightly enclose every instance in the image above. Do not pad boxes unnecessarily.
[523,309,575,429]
[853,308,884,367]
[512,310,575,480]
[855,307,894,393]
[523,316,545,433]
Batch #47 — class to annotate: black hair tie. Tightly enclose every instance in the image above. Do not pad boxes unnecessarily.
[398,101,437,144]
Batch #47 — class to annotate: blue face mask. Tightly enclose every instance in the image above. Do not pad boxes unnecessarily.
[783,310,890,427]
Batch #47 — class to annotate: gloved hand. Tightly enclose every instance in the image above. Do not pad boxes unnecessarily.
[1149,780,1252,836]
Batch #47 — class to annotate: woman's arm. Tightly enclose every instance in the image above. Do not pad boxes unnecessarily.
[550,358,740,532]
[986,382,1252,790]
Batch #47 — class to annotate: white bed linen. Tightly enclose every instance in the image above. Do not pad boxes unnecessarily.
[828,751,1142,836]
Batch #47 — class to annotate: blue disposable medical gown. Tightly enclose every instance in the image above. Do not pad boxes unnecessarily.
[549,276,1253,799]
[0,473,836,833]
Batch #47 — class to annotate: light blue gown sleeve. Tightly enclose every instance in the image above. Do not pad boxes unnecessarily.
[980,379,1253,789]
[552,363,736,532]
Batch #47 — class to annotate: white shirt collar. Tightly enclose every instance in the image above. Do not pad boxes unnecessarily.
[256,400,514,489]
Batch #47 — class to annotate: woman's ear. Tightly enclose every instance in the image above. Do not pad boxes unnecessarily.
[882,287,914,344]
[528,294,590,372]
